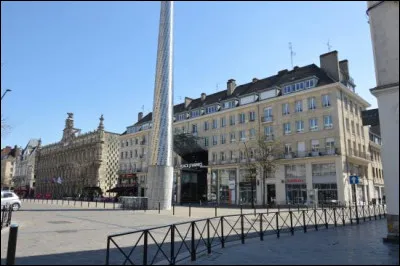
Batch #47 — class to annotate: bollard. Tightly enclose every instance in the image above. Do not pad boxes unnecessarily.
[215,205,217,217]
[173,204,175,216]
[240,204,243,215]
[189,204,191,217]
[6,224,19,265]
[298,204,300,212]
[158,202,161,214]
[104,201,106,209]
[254,206,256,217]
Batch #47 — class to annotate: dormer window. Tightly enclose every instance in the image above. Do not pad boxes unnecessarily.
[191,109,200,118]
[176,113,186,121]
[206,105,217,114]
[223,101,236,109]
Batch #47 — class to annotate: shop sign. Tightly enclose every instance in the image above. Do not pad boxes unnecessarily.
[285,178,306,184]
[180,162,204,169]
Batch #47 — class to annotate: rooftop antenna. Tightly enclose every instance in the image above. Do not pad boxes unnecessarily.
[327,40,332,52]
[216,83,219,92]
[141,105,145,113]
[289,42,296,69]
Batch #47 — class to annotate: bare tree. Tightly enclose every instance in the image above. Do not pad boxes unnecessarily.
[241,135,283,207]
[254,135,283,207]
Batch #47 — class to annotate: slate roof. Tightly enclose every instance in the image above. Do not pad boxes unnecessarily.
[126,63,335,131]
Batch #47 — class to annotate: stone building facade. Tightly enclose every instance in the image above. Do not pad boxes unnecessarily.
[34,113,120,198]
[121,50,384,207]
[1,145,21,190]
[13,139,40,197]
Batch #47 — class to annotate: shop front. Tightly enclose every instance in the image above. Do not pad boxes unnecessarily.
[284,164,307,204]
[209,168,237,205]
[239,169,256,206]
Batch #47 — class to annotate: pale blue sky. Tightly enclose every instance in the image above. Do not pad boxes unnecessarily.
[1,1,376,148]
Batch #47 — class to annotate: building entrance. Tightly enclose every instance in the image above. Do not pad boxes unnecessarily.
[267,184,276,205]
[180,168,207,203]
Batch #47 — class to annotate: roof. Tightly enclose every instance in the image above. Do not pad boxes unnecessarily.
[128,63,335,130]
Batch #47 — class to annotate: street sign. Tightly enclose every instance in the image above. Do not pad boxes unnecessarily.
[349,175,359,185]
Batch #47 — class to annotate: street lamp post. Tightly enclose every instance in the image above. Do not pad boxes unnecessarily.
[1,89,11,100]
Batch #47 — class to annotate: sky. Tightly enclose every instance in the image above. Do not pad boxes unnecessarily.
[1,1,376,149]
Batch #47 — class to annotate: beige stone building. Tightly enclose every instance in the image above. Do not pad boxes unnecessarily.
[1,146,20,190]
[121,50,384,206]
[34,113,120,198]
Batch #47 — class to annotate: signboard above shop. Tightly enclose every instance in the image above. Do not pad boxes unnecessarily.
[180,162,207,169]
[285,178,306,184]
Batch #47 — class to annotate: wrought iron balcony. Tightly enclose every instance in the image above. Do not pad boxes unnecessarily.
[279,148,340,159]
[261,116,273,123]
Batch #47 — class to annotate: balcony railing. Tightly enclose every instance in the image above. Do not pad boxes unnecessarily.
[279,148,340,159]
[261,116,273,123]
[349,149,368,160]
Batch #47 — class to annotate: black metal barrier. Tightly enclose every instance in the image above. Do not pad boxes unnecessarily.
[1,205,13,230]
[106,204,387,265]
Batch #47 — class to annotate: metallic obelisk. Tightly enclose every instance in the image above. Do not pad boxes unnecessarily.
[147,1,174,210]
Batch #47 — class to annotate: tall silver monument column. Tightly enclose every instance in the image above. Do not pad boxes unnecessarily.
[147,1,174,210]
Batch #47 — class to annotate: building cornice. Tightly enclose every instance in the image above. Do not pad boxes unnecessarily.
[370,82,399,96]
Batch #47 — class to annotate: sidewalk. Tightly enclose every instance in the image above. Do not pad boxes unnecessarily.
[184,219,399,265]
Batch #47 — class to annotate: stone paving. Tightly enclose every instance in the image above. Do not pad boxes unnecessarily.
[184,218,399,265]
[0,202,395,265]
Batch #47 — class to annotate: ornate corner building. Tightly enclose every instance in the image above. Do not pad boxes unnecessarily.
[34,113,120,198]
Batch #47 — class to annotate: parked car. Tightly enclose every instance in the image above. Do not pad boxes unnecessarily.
[1,191,22,211]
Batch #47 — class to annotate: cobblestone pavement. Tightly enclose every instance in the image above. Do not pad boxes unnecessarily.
[1,202,394,265]
[184,219,399,265]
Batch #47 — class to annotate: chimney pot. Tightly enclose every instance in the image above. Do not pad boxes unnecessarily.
[138,112,143,121]
[252,78,258,83]
[320,50,340,81]
[201,93,206,101]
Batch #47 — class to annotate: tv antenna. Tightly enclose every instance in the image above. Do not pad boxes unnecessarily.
[141,105,145,113]
[327,40,332,52]
[216,83,219,92]
[289,42,296,69]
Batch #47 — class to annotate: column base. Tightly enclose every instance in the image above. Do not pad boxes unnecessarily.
[384,214,399,244]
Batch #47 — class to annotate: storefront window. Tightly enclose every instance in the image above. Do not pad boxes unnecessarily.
[208,170,218,203]
[219,169,236,204]
[313,183,338,204]
[239,169,256,205]
[286,184,307,204]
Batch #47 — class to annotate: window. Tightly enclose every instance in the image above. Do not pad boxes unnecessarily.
[230,132,236,142]
[361,126,364,138]
[212,119,218,129]
[229,115,236,126]
[296,120,304,133]
[239,151,245,160]
[249,111,256,121]
[324,115,333,129]
[192,124,198,133]
[356,123,360,136]
[191,109,200,118]
[177,113,186,121]
[346,118,350,132]
[312,163,336,176]
[204,137,209,147]
[308,97,316,110]
[220,152,226,161]
[322,94,330,107]
[135,150,138,157]
[283,122,291,135]
[349,100,353,113]
[221,134,226,144]
[223,101,235,109]
[344,97,348,109]
[264,107,272,118]
[285,144,292,154]
[212,152,217,162]
[309,118,318,131]
[351,121,355,134]
[326,138,335,153]
[130,151,133,158]
[249,128,256,139]
[135,139,139,145]
[282,103,290,115]
[212,136,218,146]
[126,141,129,147]
[355,104,358,115]
[206,105,217,114]
[295,100,303,112]
[285,164,306,178]
[239,113,246,124]
[240,130,246,141]
[311,140,320,152]
[204,121,209,131]
[221,117,226,128]
[264,126,273,136]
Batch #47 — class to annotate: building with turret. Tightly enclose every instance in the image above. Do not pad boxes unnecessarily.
[34,113,120,199]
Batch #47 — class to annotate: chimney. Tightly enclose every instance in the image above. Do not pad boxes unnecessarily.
[184,97,192,108]
[227,79,236,96]
[320,50,340,81]
[293,66,299,70]
[252,78,258,83]
[339,60,349,81]
[201,93,206,101]
[138,112,143,121]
